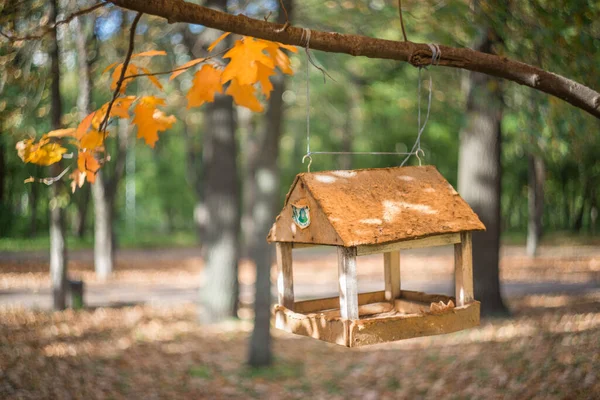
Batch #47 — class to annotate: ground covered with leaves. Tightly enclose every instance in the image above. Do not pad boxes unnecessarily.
[0,244,599,399]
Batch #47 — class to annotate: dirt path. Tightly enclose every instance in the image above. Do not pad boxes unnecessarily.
[1,244,598,310]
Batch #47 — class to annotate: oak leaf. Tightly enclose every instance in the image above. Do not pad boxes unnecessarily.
[187,64,223,109]
[132,96,176,148]
[221,37,274,86]
[79,130,104,151]
[170,58,205,81]
[208,32,231,52]
[259,40,298,75]
[111,63,139,93]
[16,138,67,166]
[256,62,275,98]
[226,79,263,112]
[77,151,100,183]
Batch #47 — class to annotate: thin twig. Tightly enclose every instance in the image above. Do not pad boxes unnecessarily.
[398,0,408,42]
[99,11,142,135]
[0,2,107,42]
[274,0,289,33]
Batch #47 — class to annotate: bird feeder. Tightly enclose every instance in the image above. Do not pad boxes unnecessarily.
[267,165,484,347]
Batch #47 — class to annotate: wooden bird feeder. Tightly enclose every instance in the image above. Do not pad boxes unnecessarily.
[267,165,485,347]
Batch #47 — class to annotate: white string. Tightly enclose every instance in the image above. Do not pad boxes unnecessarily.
[301,39,441,171]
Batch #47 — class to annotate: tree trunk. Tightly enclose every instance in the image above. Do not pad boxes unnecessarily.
[526,153,545,257]
[73,16,92,239]
[0,134,6,237]
[197,0,240,323]
[457,24,508,316]
[200,93,240,323]
[92,170,113,281]
[49,0,67,310]
[248,0,293,367]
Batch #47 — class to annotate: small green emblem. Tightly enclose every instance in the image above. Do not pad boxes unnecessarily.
[292,204,311,229]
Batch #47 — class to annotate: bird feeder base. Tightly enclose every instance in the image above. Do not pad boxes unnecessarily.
[273,290,480,347]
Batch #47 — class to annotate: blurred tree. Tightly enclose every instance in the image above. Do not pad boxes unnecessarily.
[248,0,294,369]
[48,0,67,310]
[457,1,508,316]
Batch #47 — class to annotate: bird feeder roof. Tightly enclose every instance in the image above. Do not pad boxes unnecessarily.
[267,165,485,247]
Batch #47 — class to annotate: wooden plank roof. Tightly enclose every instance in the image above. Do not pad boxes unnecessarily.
[267,165,485,247]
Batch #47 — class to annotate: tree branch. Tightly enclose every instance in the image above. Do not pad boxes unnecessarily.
[0,2,107,42]
[108,0,600,119]
[99,11,142,135]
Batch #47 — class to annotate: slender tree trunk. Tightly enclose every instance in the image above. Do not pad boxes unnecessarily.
[73,16,92,238]
[241,108,259,258]
[248,0,293,367]
[200,93,240,322]
[49,0,67,310]
[526,154,545,257]
[457,23,508,316]
[92,171,113,281]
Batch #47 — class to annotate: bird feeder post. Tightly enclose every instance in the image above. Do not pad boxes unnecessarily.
[454,231,474,306]
[384,251,401,302]
[276,242,294,310]
[337,246,359,320]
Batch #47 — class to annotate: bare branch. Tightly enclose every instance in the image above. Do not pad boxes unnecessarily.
[0,2,107,42]
[108,0,600,119]
[99,11,142,135]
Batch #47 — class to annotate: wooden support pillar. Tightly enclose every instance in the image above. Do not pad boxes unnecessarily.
[276,242,294,310]
[454,231,474,306]
[384,251,401,302]
[337,246,358,320]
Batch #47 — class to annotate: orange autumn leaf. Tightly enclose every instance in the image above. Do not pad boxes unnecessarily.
[170,57,206,80]
[186,64,223,109]
[221,37,274,86]
[208,32,231,52]
[132,96,176,148]
[259,40,297,75]
[91,96,136,129]
[226,79,263,112]
[256,62,275,98]
[77,151,100,183]
[76,112,96,139]
[79,130,104,151]
[111,64,139,93]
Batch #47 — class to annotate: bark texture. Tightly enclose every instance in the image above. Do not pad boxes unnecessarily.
[49,0,67,310]
[457,26,508,316]
[109,0,600,119]
[247,0,293,368]
[526,154,545,257]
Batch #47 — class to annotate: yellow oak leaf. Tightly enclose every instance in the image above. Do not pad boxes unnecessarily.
[256,62,275,98]
[221,37,274,86]
[131,50,167,58]
[140,67,163,90]
[170,58,206,81]
[77,151,100,183]
[132,96,176,148]
[79,130,104,151]
[16,138,67,166]
[258,40,297,75]
[186,64,223,109]
[46,128,76,138]
[208,32,231,52]
[226,79,263,112]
